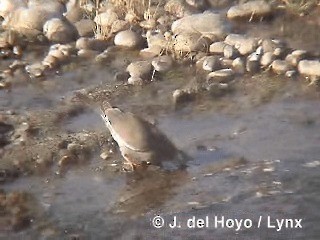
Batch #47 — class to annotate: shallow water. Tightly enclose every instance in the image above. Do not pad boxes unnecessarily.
[1,3,320,240]
[2,83,320,239]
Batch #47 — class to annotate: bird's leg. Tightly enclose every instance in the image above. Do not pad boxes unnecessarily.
[122,154,137,171]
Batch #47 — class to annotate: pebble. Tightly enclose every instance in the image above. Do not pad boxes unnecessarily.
[271,60,293,74]
[285,50,307,66]
[127,61,152,78]
[77,49,99,58]
[172,89,195,105]
[25,63,46,78]
[171,12,228,40]
[43,18,77,43]
[246,53,260,73]
[206,69,234,83]
[298,60,320,77]
[261,39,285,53]
[223,44,239,59]
[3,5,63,37]
[42,55,58,68]
[232,57,245,74]
[76,37,109,51]
[227,0,272,20]
[128,76,144,85]
[202,56,220,71]
[173,33,209,52]
[209,41,227,54]
[114,30,143,49]
[225,34,259,55]
[260,52,275,67]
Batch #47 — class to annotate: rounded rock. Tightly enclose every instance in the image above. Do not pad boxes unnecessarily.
[209,41,227,54]
[128,76,144,85]
[225,34,259,55]
[272,60,293,74]
[171,12,228,40]
[206,69,234,83]
[127,61,152,78]
[173,33,209,53]
[114,30,143,49]
[260,52,275,67]
[232,57,245,74]
[246,53,260,73]
[227,0,272,20]
[76,37,109,51]
[298,60,320,77]
[43,18,78,43]
[202,56,220,71]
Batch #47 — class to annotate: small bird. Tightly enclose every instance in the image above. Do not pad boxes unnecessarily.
[75,92,183,171]
[99,101,180,171]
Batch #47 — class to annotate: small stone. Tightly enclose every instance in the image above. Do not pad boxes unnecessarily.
[127,61,152,78]
[285,70,297,78]
[173,33,209,53]
[227,0,272,20]
[172,89,194,104]
[77,49,99,58]
[272,60,293,74]
[128,76,144,85]
[114,30,143,49]
[232,57,245,74]
[209,41,227,54]
[260,52,275,67]
[114,71,130,82]
[42,55,58,68]
[202,56,220,71]
[261,39,285,53]
[224,45,239,59]
[95,49,112,62]
[225,34,259,55]
[285,50,307,66]
[76,37,109,51]
[25,63,46,78]
[206,69,234,83]
[273,47,285,58]
[171,12,228,40]
[298,60,320,77]
[246,53,260,73]
[43,18,77,43]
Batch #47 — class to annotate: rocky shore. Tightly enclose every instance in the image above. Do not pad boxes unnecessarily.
[0,0,320,237]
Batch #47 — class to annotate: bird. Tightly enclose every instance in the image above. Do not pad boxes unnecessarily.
[99,101,181,171]
[75,92,184,171]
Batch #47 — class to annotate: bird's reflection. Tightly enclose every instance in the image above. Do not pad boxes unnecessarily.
[110,166,189,217]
